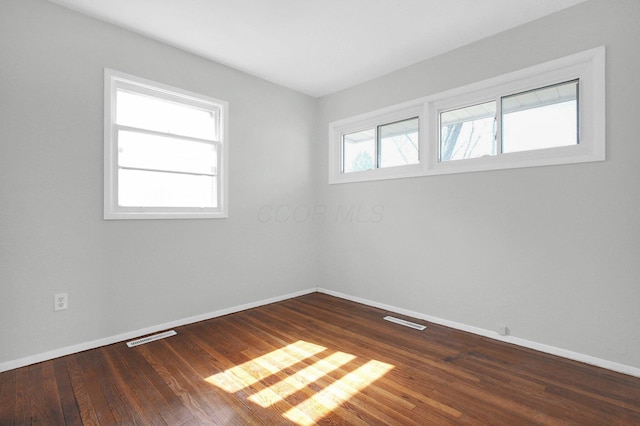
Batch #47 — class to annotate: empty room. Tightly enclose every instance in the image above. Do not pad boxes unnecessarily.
[1,0,639,424]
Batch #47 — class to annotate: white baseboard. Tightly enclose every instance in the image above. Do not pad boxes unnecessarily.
[0,288,316,373]
[4,286,639,379]
[318,288,640,378]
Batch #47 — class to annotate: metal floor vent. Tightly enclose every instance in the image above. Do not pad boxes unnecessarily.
[383,316,426,330]
[127,330,177,348]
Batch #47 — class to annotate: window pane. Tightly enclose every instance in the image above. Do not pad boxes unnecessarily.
[118,169,217,208]
[379,117,419,168]
[502,80,578,153]
[116,89,217,140]
[440,101,496,161]
[118,131,217,176]
[343,129,375,173]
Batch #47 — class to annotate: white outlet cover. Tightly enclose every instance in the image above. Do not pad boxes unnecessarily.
[54,293,68,311]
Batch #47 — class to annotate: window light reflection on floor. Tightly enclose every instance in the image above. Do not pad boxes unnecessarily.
[248,351,356,407]
[205,340,394,425]
[284,359,394,425]
[205,340,326,393]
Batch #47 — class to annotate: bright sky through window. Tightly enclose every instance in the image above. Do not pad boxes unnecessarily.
[440,101,496,161]
[342,117,419,173]
[502,80,578,153]
[439,80,578,161]
[105,69,228,219]
[116,90,216,140]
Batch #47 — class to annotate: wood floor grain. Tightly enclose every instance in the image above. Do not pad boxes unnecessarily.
[1,292,639,425]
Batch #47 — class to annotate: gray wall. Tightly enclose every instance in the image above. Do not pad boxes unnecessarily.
[2,0,639,372]
[0,0,318,364]
[316,0,640,369]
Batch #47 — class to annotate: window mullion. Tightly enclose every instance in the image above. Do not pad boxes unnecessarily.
[341,135,346,173]
[495,96,503,155]
[375,125,381,169]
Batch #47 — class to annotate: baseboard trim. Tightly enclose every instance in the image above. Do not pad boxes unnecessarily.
[4,287,639,378]
[0,288,316,373]
[318,288,640,378]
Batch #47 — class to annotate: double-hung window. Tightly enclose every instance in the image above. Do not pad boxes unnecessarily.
[329,46,605,183]
[104,69,228,219]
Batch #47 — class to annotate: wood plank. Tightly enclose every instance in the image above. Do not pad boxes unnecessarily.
[29,361,66,424]
[53,358,83,426]
[102,344,174,425]
[65,356,101,425]
[0,368,16,425]
[64,355,99,425]
[71,350,127,425]
[13,363,30,424]
[136,335,264,424]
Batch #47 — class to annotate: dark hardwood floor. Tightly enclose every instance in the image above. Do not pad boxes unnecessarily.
[1,292,639,425]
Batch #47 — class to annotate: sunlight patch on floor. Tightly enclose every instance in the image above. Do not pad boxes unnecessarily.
[248,351,356,407]
[205,340,394,425]
[283,359,394,425]
[206,340,326,393]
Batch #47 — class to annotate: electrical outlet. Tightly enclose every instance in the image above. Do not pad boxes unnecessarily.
[54,293,68,311]
[497,325,509,336]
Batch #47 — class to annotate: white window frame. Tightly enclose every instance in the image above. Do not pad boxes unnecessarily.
[329,46,605,184]
[104,69,229,219]
[329,104,427,184]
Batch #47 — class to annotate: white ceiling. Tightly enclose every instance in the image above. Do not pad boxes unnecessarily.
[48,0,587,97]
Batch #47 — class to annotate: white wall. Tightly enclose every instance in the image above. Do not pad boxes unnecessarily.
[2,0,639,374]
[316,0,640,370]
[0,0,318,366]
